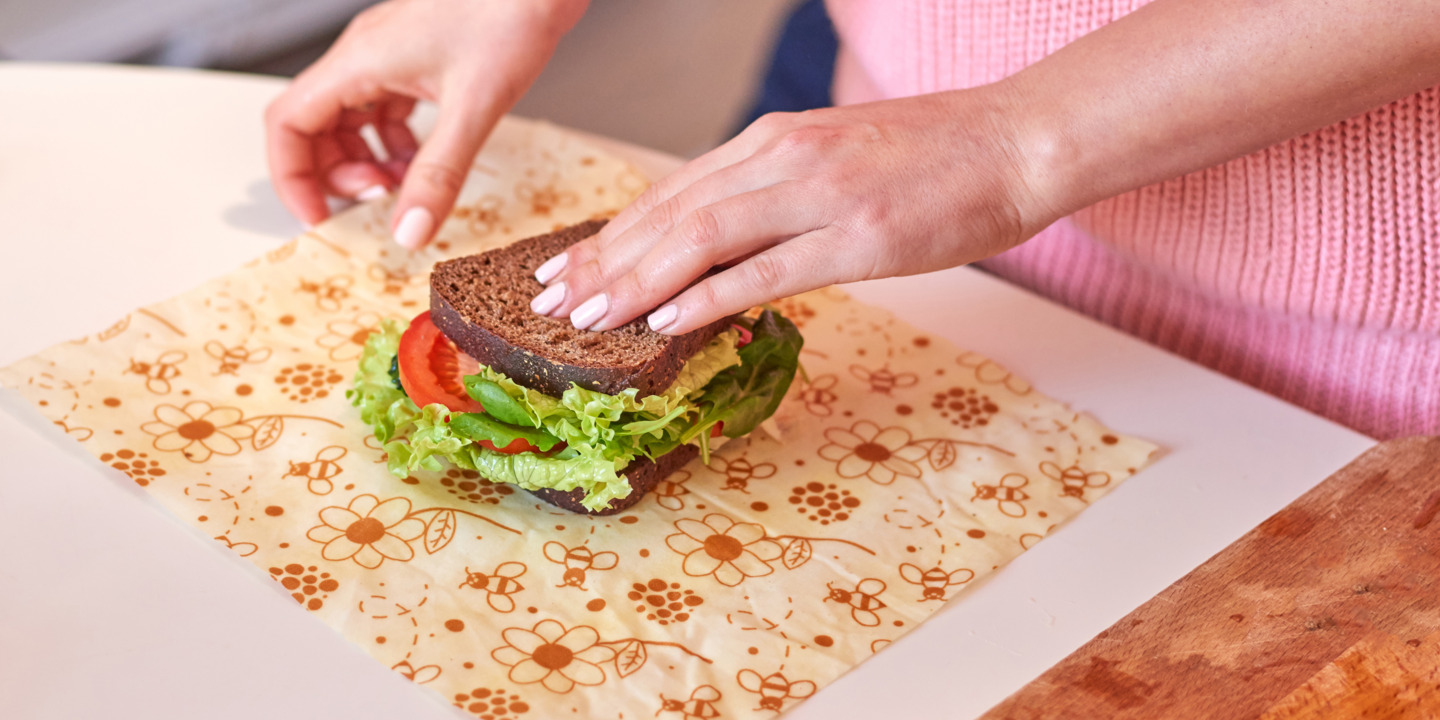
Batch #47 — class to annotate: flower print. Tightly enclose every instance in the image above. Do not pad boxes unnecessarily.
[666,513,782,587]
[491,619,615,693]
[141,401,254,462]
[316,311,382,362]
[817,420,925,484]
[306,494,425,569]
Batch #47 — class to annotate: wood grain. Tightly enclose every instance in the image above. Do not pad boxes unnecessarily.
[983,436,1440,720]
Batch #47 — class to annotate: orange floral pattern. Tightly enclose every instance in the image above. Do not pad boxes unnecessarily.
[492,620,614,693]
[306,494,425,568]
[666,513,783,587]
[0,118,1157,720]
[141,401,254,462]
[817,421,926,484]
[316,311,382,361]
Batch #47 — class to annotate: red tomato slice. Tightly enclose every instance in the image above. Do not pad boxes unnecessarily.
[397,312,550,455]
[480,438,538,454]
[397,311,484,413]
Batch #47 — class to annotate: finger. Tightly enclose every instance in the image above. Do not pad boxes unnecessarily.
[643,227,848,335]
[534,157,786,317]
[324,108,394,199]
[390,88,500,250]
[266,118,331,225]
[335,106,378,161]
[563,186,820,332]
[376,98,419,165]
[596,112,796,244]
[265,72,386,224]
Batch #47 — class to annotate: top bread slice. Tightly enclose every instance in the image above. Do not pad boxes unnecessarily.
[429,219,734,398]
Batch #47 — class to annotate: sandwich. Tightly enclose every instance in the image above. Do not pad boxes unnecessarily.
[349,219,803,515]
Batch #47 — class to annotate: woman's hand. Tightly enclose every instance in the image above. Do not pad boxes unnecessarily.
[265,0,588,248]
[528,88,1050,334]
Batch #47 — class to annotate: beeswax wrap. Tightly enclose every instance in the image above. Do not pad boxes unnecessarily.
[1,118,1157,719]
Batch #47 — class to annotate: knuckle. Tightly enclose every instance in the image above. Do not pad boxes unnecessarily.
[621,269,656,305]
[686,279,723,318]
[644,194,684,238]
[745,252,786,296]
[747,111,795,136]
[677,207,722,255]
[629,183,667,217]
[410,161,467,197]
[771,125,837,158]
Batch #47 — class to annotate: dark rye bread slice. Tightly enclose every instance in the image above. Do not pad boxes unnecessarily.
[529,444,698,515]
[430,218,734,398]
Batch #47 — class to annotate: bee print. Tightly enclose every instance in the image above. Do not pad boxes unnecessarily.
[899,564,975,602]
[283,445,347,495]
[297,275,353,312]
[652,470,693,511]
[971,474,1031,518]
[459,562,527,613]
[849,364,919,396]
[658,685,722,719]
[126,351,187,394]
[204,341,271,376]
[737,669,816,712]
[542,542,618,590]
[825,578,888,627]
[1040,461,1111,501]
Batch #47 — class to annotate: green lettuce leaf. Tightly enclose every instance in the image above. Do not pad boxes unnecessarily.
[350,315,799,512]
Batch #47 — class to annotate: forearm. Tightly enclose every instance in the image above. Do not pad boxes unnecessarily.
[996,0,1440,230]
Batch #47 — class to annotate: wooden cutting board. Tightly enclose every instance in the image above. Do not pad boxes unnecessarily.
[983,436,1440,719]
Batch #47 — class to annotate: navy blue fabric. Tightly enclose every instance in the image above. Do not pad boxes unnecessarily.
[735,0,839,134]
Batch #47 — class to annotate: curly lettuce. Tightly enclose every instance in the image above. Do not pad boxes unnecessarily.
[348,312,802,511]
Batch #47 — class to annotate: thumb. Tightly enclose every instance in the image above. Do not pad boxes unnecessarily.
[390,95,496,250]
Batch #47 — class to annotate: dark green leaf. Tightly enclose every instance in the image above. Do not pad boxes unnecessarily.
[448,412,563,452]
[464,376,541,427]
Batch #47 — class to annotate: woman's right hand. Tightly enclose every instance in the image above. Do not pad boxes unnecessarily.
[264,0,588,248]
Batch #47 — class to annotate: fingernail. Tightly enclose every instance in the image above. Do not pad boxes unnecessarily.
[647,304,679,333]
[530,282,566,315]
[534,253,568,284]
[570,293,609,330]
[356,185,389,202]
[394,207,434,250]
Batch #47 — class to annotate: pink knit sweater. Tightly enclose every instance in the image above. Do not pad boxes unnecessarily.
[826,0,1440,439]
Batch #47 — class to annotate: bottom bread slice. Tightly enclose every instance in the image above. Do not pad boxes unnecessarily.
[527,444,700,516]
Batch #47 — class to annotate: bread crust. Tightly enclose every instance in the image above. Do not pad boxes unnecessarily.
[526,444,698,516]
[430,219,733,397]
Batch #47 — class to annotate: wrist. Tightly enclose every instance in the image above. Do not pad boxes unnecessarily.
[979,75,1090,238]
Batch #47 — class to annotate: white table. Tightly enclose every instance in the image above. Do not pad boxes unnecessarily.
[0,64,1375,719]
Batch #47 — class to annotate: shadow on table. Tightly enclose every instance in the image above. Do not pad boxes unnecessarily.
[223,179,307,240]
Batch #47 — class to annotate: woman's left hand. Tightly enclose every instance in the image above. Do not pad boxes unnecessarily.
[527,88,1052,335]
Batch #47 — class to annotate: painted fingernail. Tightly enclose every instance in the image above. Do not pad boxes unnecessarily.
[570,293,609,330]
[394,207,434,250]
[648,304,679,333]
[530,282,566,315]
[534,253,568,284]
[356,185,389,202]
